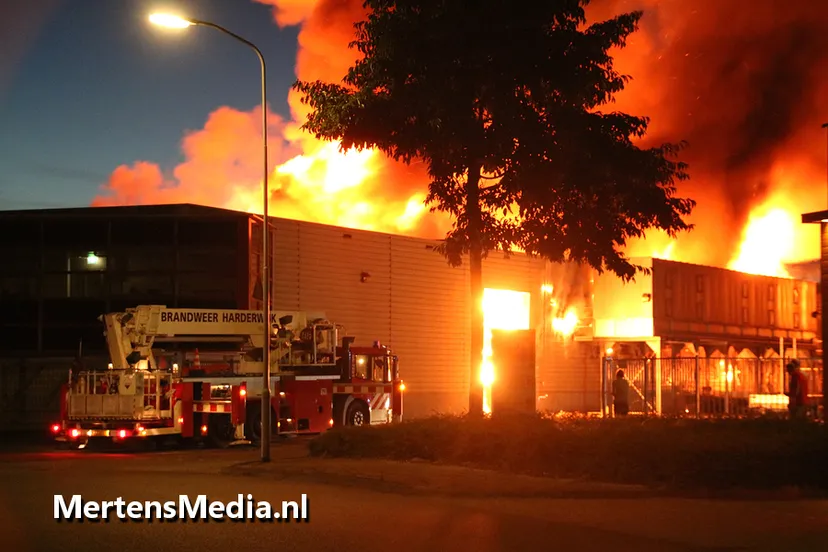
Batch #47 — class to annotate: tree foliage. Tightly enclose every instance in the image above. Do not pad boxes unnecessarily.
[293,0,694,281]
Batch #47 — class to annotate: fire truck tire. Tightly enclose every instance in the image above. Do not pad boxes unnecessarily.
[246,403,272,442]
[345,400,370,427]
[207,414,235,448]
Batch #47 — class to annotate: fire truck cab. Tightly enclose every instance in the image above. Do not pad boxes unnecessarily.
[52,305,404,449]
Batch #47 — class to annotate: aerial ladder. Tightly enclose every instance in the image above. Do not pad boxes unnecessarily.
[53,305,404,449]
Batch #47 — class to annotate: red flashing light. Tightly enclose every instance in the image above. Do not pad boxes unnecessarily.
[118,429,127,438]
[201,425,208,435]
[70,429,79,438]
[239,386,247,398]
[51,424,61,433]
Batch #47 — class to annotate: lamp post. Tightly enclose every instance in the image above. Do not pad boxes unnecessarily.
[823,123,828,207]
[149,13,272,462]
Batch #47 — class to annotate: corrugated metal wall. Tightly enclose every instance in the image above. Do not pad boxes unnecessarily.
[651,259,819,343]
[270,218,553,418]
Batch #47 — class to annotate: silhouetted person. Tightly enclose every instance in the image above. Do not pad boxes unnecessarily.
[612,369,630,416]
[785,360,807,419]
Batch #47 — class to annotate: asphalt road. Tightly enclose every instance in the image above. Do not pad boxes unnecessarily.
[1,438,828,551]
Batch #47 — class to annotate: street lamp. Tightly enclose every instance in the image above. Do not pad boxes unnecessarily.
[149,12,272,462]
[822,122,828,207]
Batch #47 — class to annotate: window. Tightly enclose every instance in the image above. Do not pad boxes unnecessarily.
[696,275,704,292]
[742,307,749,325]
[794,312,801,329]
[0,276,37,298]
[178,219,239,247]
[768,284,776,302]
[665,301,673,318]
[0,250,40,274]
[793,287,800,305]
[372,356,389,383]
[742,282,749,299]
[179,249,237,276]
[695,301,704,319]
[68,272,107,298]
[43,220,107,249]
[177,273,236,302]
[768,310,776,326]
[665,271,674,290]
[353,355,369,379]
[112,274,174,297]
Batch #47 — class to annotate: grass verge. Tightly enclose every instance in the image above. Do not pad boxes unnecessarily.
[309,414,828,490]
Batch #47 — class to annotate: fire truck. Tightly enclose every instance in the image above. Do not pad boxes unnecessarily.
[52,305,404,449]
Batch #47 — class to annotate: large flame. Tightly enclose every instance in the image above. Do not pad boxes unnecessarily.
[93,1,827,271]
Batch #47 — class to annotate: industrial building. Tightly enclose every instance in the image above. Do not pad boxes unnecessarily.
[0,203,822,429]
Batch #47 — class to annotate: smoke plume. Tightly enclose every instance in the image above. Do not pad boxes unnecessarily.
[93,0,828,265]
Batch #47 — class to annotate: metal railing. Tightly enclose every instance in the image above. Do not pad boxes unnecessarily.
[67,369,174,420]
[601,356,823,419]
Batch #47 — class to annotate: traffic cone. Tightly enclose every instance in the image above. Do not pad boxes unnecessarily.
[193,349,201,373]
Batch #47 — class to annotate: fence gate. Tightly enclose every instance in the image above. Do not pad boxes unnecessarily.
[601,355,823,418]
[601,357,657,416]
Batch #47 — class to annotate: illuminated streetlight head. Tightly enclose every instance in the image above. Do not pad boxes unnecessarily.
[149,13,193,28]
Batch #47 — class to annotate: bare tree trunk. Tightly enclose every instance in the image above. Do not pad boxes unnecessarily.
[466,162,484,416]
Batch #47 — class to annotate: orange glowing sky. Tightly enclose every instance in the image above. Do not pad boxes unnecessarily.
[90,0,828,279]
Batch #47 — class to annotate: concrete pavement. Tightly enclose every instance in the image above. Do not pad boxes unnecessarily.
[0,438,826,551]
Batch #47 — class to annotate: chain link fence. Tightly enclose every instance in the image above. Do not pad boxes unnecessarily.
[601,356,823,419]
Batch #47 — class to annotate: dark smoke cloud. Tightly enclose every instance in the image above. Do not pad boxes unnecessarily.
[591,0,828,264]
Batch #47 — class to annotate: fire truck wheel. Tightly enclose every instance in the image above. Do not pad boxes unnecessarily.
[345,400,370,427]
[208,415,235,448]
[246,403,263,442]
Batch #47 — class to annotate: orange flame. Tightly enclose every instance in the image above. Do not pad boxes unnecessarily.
[92,1,824,277]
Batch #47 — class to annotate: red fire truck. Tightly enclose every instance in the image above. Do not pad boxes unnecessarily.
[51,305,404,449]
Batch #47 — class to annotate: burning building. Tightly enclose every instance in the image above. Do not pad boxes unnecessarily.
[0,203,821,429]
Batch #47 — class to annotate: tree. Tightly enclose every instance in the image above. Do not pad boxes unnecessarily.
[293,0,695,415]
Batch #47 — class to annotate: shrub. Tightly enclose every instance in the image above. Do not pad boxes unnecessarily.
[309,414,828,490]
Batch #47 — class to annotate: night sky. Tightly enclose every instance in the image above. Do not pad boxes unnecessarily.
[0,0,299,210]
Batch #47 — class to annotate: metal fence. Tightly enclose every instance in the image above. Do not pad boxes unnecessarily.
[601,356,823,418]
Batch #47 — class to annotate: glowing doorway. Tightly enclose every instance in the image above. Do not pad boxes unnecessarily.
[482,288,531,414]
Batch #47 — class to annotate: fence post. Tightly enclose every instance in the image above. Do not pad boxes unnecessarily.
[695,354,701,419]
[600,356,607,417]
[643,360,649,417]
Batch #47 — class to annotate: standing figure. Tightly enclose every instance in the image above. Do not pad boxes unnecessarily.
[785,360,808,419]
[612,369,630,416]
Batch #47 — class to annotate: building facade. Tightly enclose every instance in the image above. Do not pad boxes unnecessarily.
[0,203,822,429]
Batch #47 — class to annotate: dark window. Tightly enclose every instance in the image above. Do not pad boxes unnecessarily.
[110,219,175,246]
[178,219,239,247]
[0,327,38,350]
[793,287,800,305]
[0,276,38,299]
[43,220,108,248]
[0,299,38,325]
[742,307,749,324]
[742,282,749,299]
[42,325,104,352]
[179,249,237,276]
[43,268,109,298]
[769,310,776,326]
[42,299,107,326]
[68,272,108,299]
[794,312,801,329]
[696,275,704,292]
[111,274,174,297]
[178,273,237,303]
[665,271,673,290]
[109,249,173,273]
[0,250,40,274]
[695,301,704,319]
[0,220,40,247]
